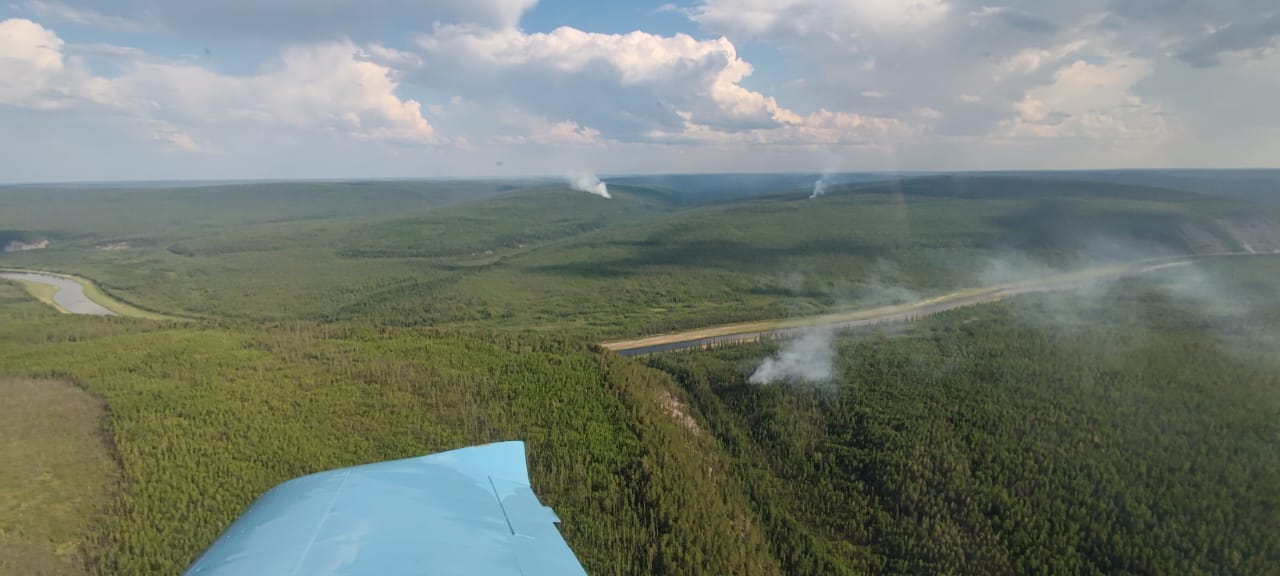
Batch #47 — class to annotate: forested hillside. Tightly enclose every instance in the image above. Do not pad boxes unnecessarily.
[648,257,1280,574]
[4,254,1277,575]
[2,175,1278,575]
[0,283,782,575]
[2,176,1273,337]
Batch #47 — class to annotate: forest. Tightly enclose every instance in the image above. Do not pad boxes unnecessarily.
[2,174,1275,338]
[648,256,1280,574]
[1,172,1278,575]
[0,282,782,575]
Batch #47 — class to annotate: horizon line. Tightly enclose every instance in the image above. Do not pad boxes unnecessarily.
[5,167,1280,188]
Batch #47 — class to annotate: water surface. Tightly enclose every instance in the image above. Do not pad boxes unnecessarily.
[0,272,118,316]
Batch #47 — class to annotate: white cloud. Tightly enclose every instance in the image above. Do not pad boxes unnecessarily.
[682,0,1202,152]
[408,25,914,146]
[427,96,612,147]
[997,41,1087,76]
[359,44,423,69]
[685,0,1087,141]
[151,125,202,151]
[3,1,1280,179]
[692,0,950,40]
[492,118,604,146]
[1000,58,1167,140]
[0,18,68,108]
[543,120,602,145]
[251,42,435,142]
[412,26,795,129]
[0,18,435,148]
[648,107,915,146]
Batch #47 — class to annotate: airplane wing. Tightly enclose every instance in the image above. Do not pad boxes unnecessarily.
[184,441,588,576]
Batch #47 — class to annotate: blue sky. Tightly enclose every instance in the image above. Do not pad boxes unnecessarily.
[1,0,1277,181]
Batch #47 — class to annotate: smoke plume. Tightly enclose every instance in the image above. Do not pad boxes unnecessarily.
[749,327,837,385]
[809,175,829,199]
[567,172,611,199]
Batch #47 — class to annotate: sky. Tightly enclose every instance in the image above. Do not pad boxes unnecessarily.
[1,0,1277,181]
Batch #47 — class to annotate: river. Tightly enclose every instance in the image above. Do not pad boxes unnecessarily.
[0,272,118,316]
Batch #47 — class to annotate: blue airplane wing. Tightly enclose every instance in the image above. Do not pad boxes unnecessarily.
[184,441,588,576]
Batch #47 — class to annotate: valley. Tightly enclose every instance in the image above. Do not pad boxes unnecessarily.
[2,172,1278,575]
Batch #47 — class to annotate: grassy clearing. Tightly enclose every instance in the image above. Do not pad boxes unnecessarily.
[0,377,120,576]
[2,277,65,314]
[73,276,175,320]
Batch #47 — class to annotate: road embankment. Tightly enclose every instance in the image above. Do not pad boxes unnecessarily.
[603,255,1232,356]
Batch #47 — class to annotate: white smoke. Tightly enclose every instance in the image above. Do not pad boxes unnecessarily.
[809,175,828,199]
[749,327,837,385]
[857,259,921,306]
[566,172,611,199]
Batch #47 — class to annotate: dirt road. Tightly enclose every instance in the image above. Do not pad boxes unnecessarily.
[603,256,1220,356]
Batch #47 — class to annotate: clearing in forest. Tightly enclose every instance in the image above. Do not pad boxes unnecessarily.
[0,377,119,576]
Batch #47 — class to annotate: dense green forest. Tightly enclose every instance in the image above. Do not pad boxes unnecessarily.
[0,282,781,575]
[2,173,1278,575]
[648,256,1280,574]
[3,175,1276,339]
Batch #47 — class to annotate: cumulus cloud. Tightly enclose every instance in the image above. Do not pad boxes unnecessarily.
[3,0,1280,178]
[543,120,602,145]
[0,18,77,108]
[412,27,787,134]
[682,0,1188,150]
[0,18,436,148]
[429,97,610,148]
[1000,57,1168,140]
[646,107,916,146]
[686,0,1081,142]
[692,0,949,40]
[406,24,913,146]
